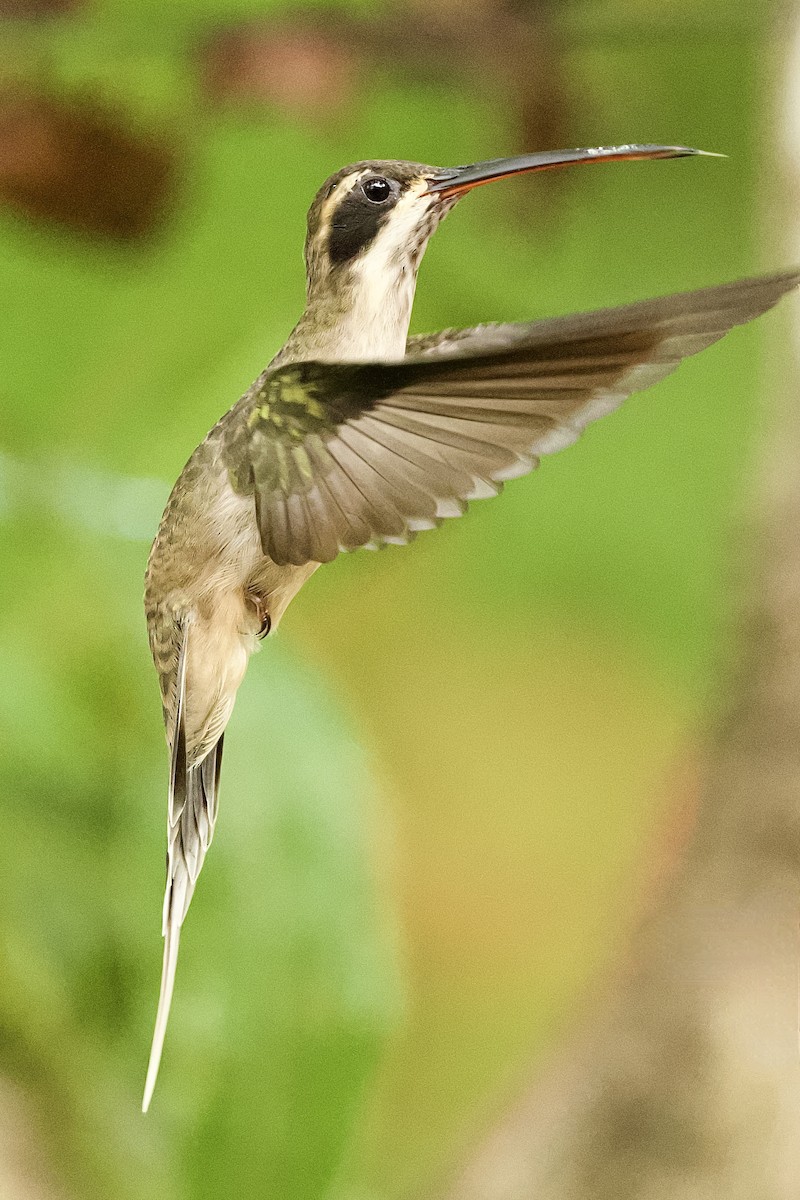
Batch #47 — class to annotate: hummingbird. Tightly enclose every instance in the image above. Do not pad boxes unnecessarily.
[141,144,799,1110]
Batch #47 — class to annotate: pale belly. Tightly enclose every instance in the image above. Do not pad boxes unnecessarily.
[146,455,318,764]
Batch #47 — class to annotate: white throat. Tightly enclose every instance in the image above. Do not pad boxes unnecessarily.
[274,181,443,368]
[336,257,417,361]
[345,183,439,360]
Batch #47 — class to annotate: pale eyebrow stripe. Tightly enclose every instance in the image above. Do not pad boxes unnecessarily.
[314,170,368,245]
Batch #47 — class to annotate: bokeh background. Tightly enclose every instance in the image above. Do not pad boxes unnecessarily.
[0,1,787,1197]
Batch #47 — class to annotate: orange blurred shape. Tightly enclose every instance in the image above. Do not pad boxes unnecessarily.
[199,22,358,119]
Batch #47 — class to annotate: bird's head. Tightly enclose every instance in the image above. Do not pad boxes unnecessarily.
[303,145,715,298]
[303,159,454,306]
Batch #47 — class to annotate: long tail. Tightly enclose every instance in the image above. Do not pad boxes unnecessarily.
[142,623,223,1112]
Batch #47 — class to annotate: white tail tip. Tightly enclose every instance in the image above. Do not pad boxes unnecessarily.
[142,919,181,1113]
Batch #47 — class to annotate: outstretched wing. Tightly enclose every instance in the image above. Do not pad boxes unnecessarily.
[221,270,799,567]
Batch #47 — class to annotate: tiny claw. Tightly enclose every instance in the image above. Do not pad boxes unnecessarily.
[246,592,271,639]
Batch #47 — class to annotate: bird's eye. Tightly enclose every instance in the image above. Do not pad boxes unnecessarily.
[362,177,392,203]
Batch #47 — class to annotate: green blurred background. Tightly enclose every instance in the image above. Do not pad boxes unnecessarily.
[0,1,780,1196]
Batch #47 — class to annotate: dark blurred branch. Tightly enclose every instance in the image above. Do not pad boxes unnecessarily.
[435,13,800,1200]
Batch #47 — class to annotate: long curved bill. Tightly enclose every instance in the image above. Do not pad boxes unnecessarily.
[423,144,723,199]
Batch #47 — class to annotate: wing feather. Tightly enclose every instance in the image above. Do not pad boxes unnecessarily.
[325,435,409,537]
[219,269,799,567]
[307,440,381,551]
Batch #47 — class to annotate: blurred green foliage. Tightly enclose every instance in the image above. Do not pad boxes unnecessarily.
[0,0,780,1197]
